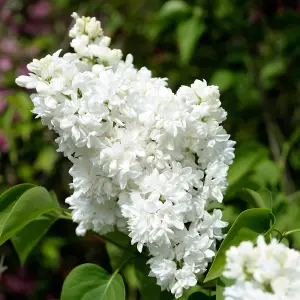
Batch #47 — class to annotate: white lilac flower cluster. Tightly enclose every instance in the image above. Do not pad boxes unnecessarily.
[223,236,300,300]
[16,13,235,298]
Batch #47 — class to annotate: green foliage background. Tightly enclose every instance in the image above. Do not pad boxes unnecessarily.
[0,0,299,299]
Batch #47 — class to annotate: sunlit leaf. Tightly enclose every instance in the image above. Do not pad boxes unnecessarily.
[177,16,205,65]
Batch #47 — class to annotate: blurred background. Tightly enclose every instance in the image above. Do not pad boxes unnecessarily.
[0,0,300,299]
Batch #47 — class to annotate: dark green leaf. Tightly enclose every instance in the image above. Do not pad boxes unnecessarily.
[12,214,58,265]
[216,277,234,300]
[61,263,126,300]
[104,230,131,249]
[188,291,212,299]
[204,208,276,282]
[134,257,173,300]
[55,0,71,9]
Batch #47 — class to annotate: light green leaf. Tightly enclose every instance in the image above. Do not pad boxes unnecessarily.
[61,263,126,300]
[261,59,286,80]
[159,0,191,19]
[253,160,280,188]
[240,188,273,210]
[34,146,58,173]
[177,16,205,65]
[41,236,64,268]
[257,189,273,209]
[7,92,33,121]
[0,184,58,246]
[12,213,58,265]
[210,70,235,92]
[227,148,267,187]
[204,208,276,283]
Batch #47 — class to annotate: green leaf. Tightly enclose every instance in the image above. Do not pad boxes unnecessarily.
[34,146,58,173]
[11,213,58,265]
[261,59,286,80]
[104,230,131,249]
[253,160,280,188]
[216,277,231,300]
[240,189,273,210]
[7,92,33,121]
[61,263,126,300]
[159,0,191,19]
[204,208,276,283]
[188,291,212,299]
[41,236,64,268]
[257,189,273,209]
[55,0,71,9]
[0,184,58,246]
[210,70,235,92]
[177,16,205,65]
[49,190,60,207]
[134,257,173,300]
[227,147,267,187]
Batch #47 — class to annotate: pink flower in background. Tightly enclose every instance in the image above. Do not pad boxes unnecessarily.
[0,38,18,54]
[26,46,40,57]
[1,267,36,295]
[249,10,261,24]
[0,99,6,114]
[23,22,51,35]
[0,132,9,153]
[16,65,29,77]
[0,90,8,114]
[30,0,51,19]
[0,57,12,72]
[0,8,11,23]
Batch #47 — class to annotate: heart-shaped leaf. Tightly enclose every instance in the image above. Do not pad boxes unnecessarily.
[61,263,126,300]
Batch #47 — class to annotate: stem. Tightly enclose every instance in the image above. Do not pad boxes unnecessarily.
[102,253,134,296]
[93,233,127,250]
[279,128,300,179]
[113,254,133,275]
[247,49,295,195]
[282,228,300,238]
[92,232,148,259]
[272,228,283,240]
